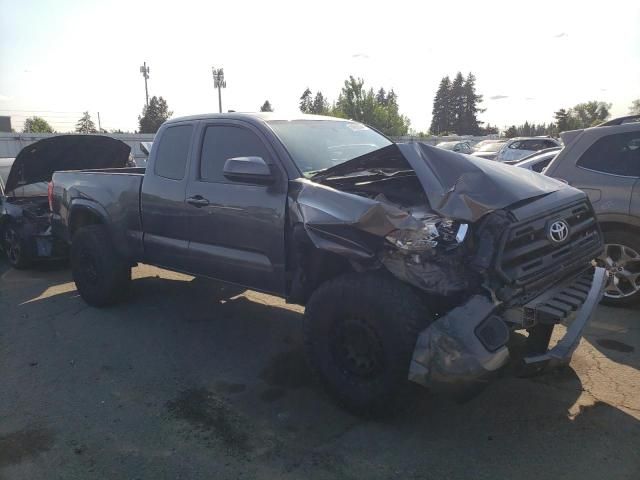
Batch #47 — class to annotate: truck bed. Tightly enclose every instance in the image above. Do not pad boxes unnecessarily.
[51,168,146,258]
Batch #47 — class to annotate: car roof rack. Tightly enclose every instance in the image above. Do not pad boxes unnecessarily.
[598,115,640,127]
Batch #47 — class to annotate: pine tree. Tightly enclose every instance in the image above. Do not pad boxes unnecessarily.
[449,72,466,134]
[299,88,313,113]
[461,73,484,135]
[260,100,273,112]
[554,109,571,133]
[332,76,410,136]
[75,112,97,134]
[429,76,452,134]
[311,92,329,114]
[504,125,518,138]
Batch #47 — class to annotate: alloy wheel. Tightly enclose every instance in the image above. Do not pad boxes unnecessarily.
[599,243,640,299]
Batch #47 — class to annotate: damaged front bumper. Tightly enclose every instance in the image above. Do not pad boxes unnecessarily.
[409,267,607,389]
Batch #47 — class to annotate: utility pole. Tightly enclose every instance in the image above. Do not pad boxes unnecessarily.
[140,61,150,107]
[212,67,226,113]
[97,112,101,132]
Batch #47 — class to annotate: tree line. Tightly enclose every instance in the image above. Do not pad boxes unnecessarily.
[294,77,411,136]
[17,83,639,137]
[503,101,616,138]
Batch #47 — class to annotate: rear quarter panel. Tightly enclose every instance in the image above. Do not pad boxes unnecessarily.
[52,171,144,260]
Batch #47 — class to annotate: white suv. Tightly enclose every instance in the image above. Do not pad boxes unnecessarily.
[495,137,561,162]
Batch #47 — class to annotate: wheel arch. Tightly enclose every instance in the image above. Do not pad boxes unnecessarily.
[68,202,109,238]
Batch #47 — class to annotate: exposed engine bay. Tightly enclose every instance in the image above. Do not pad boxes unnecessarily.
[287,142,604,390]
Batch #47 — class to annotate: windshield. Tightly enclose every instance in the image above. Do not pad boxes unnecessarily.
[436,142,458,150]
[475,141,505,152]
[268,119,392,175]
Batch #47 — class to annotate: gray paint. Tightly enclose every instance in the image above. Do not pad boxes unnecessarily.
[51,113,605,390]
[545,122,640,229]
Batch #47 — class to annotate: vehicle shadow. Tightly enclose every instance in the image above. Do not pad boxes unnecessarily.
[2,266,640,479]
[582,303,640,371]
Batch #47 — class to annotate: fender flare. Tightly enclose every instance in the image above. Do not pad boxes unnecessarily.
[67,200,110,239]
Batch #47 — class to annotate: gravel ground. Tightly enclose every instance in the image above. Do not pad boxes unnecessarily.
[1,261,639,479]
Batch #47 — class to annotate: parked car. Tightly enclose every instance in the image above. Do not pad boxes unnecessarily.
[436,140,473,154]
[544,115,640,306]
[506,147,562,172]
[495,137,561,162]
[471,139,507,160]
[51,113,605,415]
[0,135,132,268]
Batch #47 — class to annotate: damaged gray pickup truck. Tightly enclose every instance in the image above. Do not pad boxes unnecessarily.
[51,113,606,415]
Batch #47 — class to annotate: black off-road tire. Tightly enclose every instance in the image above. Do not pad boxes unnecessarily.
[599,230,640,308]
[71,225,131,307]
[303,272,433,417]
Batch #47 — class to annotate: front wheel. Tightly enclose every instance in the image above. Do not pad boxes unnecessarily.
[303,272,433,416]
[71,225,131,307]
[598,230,640,307]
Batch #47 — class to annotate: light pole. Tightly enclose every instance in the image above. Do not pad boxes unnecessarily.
[140,62,150,107]
[212,67,226,113]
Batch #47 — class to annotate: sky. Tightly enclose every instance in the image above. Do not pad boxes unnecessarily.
[1,0,639,133]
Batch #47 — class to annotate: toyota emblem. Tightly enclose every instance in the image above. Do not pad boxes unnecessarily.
[548,220,569,243]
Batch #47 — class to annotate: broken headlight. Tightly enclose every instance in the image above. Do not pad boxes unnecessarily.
[386,219,468,253]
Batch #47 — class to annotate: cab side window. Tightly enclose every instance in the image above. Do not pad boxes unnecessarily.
[200,125,271,183]
[577,132,640,177]
[154,125,193,180]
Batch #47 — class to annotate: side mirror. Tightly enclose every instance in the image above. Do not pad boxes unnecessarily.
[222,156,274,184]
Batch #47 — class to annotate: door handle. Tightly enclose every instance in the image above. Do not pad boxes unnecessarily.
[186,195,210,207]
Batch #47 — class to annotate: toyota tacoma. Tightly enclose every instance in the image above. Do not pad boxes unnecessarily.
[50,113,606,415]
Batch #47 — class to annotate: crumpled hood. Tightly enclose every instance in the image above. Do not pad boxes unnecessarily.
[5,135,131,193]
[398,142,566,222]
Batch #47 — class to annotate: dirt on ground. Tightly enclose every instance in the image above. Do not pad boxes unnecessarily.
[1,261,639,479]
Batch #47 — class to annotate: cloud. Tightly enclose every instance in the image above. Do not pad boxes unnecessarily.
[489,95,509,100]
[525,97,536,100]
[0,94,11,102]
[553,32,567,38]
[351,53,369,59]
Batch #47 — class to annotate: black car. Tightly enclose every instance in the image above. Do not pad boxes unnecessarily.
[0,135,132,268]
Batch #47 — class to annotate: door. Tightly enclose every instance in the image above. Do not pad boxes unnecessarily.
[141,123,194,271]
[554,130,640,219]
[184,121,288,294]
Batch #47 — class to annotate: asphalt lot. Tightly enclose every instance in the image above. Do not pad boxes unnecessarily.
[1,260,639,480]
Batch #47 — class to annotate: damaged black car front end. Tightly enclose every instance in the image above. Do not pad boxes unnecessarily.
[282,136,605,391]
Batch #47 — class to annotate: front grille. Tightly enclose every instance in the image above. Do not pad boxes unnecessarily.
[498,201,602,286]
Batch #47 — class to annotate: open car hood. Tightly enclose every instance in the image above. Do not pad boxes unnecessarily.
[5,135,131,194]
[314,143,565,222]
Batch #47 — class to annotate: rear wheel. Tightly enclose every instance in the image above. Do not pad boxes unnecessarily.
[303,272,433,417]
[71,225,131,307]
[3,225,32,269]
[598,230,640,307]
